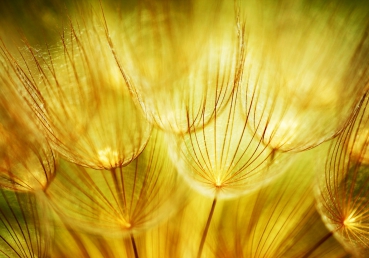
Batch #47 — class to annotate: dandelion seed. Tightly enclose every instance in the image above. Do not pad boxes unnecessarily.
[170,87,289,200]
[115,0,239,134]
[316,92,369,257]
[45,129,187,237]
[0,56,56,192]
[168,81,291,257]
[1,14,152,170]
[211,147,348,258]
[240,0,369,151]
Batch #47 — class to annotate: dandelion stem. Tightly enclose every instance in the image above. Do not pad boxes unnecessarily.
[197,197,217,258]
[130,233,139,258]
[301,231,333,258]
[110,168,125,212]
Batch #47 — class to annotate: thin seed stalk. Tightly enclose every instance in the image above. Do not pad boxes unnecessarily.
[130,233,139,258]
[111,168,138,257]
[110,168,125,213]
[197,197,218,258]
[302,231,333,258]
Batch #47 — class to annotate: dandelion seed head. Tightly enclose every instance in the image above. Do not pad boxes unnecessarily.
[343,212,358,228]
[1,0,368,256]
[0,86,55,192]
[317,91,369,257]
[169,89,291,199]
[117,1,240,134]
[240,0,368,151]
[98,147,120,167]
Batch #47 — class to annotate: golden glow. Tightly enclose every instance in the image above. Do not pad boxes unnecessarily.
[117,1,240,134]
[0,0,368,257]
[46,129,186,236]
[171,89,290,199]
[343,213,358,228]
[98,147,120,167]
[240,0,367,151]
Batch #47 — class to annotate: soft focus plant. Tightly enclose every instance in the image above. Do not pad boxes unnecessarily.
[2,15,152,169]
[240,0,369,151]
[316,92,369,257]
[0,0,369,258]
